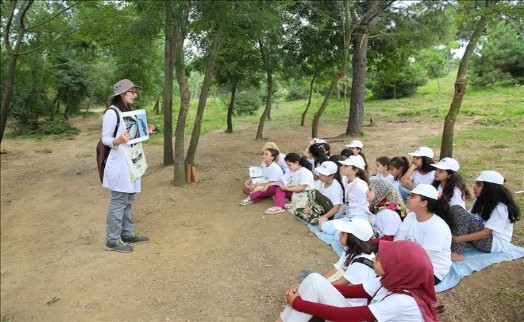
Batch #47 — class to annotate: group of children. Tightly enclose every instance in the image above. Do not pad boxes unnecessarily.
[240,138,521,321]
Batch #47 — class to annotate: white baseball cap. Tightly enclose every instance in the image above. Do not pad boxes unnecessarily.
[408,146,434,159]
[345,140,363,149]
[312,138,327,144]
[339,155,366,170]
[333,218,374,242]
[431,157,460,172]
[475,170,505,185]
[315,161,338,176]
[410,184,439,200]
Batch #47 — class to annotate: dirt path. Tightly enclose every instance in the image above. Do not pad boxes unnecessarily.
[1,114,522,321]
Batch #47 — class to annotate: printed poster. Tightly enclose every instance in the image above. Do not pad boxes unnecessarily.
[121,109,149,144]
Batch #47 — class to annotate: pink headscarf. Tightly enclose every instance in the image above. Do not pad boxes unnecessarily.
[378,240,438,322]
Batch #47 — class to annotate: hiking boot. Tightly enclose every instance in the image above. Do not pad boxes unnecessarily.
[105,239,133,253]
[121,233,149,243]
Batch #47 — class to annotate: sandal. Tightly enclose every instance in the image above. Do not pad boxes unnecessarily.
[240,198,253,206]
[264,206,285,214]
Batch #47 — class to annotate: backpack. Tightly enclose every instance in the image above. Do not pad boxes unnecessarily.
[96,107,120,183]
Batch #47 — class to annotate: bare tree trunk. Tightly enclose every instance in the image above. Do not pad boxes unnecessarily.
[172,0,191,186]
[346,0,391,135]
[163,2,175,166]
[256,71,273,140]
[312,0,351,138]
[186,33,224,165]
[440,3,492,158]
[225,83,237,133]
[301,75,316,127]
[346,23,371,134]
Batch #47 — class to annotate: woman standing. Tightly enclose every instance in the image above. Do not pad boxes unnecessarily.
[102,79,149,253]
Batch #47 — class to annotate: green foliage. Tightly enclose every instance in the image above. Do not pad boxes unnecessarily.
[54,57,91,115]
[285,84,310,101]
[471,19,524,87]
[40,118,80,136]
[369,61,427,99]
[234,90,262,115]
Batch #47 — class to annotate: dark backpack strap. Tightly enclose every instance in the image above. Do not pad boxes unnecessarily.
[107,106,120,137]
[351,256,375,270]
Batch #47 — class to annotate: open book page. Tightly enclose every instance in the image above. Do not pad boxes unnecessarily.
[248,166,267,184]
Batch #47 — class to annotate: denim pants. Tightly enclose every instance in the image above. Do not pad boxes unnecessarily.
[106,191,135,241]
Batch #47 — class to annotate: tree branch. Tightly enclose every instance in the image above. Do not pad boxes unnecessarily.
[25,2,78,31]
[15,30,76,56]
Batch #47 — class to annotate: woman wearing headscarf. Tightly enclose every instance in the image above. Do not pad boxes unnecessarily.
[277,240,439,322]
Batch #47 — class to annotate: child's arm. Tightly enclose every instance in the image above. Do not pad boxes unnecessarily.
[318,204,341,227]
[330,276,349,286]
[401,164,417,190]
[282,184,308,193]
[322,267,338,279]
[453,227,492,243]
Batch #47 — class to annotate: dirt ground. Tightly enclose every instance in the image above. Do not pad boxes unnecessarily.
[1,114,523,321]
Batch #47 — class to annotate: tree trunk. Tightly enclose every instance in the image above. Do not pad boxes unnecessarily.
[225,83,237,133]
[1,53,18,141]
[256,71,273,140]
[312,0,351,138]
[346,0,386,135]
[172,0,191,186]
[185,32,224,165]
[440,7,491,158]
[345,26,370,135]
[162,3,175,166]
[1,1,33,142]
[300,75,316,127]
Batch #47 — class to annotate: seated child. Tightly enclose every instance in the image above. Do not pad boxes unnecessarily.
[298,219,376,307]
[395,184,453,284]
[373,156,394,183]
[367,178,404,243]
[277,240,439,322]
[240,148,283,205]
[264,153,314,215]
[431,157,470,208]
[451,171,520,261]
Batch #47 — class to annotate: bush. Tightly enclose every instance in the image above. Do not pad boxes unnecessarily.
[40,118,80,136]
[235,90,262,115]
[285,85,310,101]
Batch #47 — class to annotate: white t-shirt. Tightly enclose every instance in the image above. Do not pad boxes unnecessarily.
[364,277,423,322]
[395,212,452,280]
[369,209,402,237]
[344,177,370,217]
[287,167,315,189]
[333,252,376,307]
[469,201,513,252]
[438,184,466,208]
[375,173,395,184]
[318,180,343,206]
[412,170,435,185]
[259,161,284,182]
[277,153,290,173]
